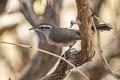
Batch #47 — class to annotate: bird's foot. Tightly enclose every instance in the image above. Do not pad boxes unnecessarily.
[70,18,81,28]
[69,48,78,53]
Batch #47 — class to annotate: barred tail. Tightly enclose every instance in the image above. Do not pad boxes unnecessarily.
[91,24,112,31]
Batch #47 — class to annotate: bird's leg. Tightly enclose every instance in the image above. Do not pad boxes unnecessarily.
[69,41,77,51]
[64,41,77,58]
[69,45,73,50]
[67,43,78,70]
[70,18,81,28]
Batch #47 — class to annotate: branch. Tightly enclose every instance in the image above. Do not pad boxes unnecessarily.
[92,16,120,79]
[40,50,90,80]
[19,0,40,26]
[70,0,94,66]
[0,42,89,80]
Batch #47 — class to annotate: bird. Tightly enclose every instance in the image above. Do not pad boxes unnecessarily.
[29,23,112,47]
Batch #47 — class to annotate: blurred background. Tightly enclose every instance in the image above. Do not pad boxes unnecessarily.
[0,0,120,80]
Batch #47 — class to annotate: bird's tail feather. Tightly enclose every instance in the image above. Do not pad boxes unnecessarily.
[91,24,112,31]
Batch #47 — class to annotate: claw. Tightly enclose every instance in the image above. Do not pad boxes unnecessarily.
[70,48,77,53]
[70,19,81,28]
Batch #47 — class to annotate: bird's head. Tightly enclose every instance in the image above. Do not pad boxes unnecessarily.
[29,23,53,34]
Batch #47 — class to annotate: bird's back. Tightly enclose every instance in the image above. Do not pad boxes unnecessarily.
[49,27,81,43]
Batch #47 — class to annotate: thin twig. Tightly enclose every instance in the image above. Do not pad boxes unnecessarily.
[0,42,89,80]
[92,16,115,75]
[93,16,112,28]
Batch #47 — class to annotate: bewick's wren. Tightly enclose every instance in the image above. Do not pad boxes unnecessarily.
[29,23,112,47]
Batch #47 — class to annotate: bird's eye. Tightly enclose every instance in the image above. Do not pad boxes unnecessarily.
[39,27,44,29]
[39,26,51,30]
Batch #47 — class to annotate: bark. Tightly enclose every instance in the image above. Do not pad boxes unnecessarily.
[74,0,94,65]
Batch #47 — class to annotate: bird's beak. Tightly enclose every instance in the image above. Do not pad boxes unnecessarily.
[29,27,38,30]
